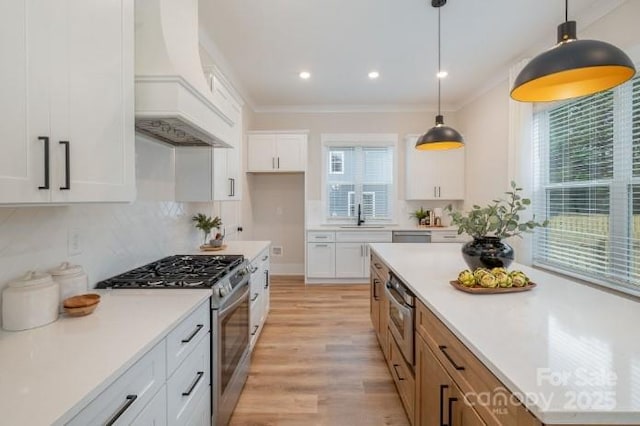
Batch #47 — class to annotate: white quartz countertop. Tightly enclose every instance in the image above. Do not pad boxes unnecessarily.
[369,243,640,425]
[191,240,271,261]
[307,225,458,232]
[0,289,211,425]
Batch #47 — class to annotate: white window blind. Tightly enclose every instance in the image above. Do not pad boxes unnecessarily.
[532,74,640,294]
[327,146,393,220]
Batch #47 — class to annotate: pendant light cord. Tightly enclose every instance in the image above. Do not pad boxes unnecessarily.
[437,5,441,116]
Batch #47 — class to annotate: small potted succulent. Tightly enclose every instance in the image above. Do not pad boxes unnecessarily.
[446,182,548,269]
[192,213,223,246]
[410,206,430,226]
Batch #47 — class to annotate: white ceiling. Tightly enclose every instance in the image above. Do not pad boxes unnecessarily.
[199,0,617,110]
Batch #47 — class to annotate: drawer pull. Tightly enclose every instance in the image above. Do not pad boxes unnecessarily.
[448,397,458,426]
[251,325,259,336]
[262,255,269,261]
[105,394,137,426]
[442,235,456,239]
[439,345,465,371]
[439,384,448,426]
[251,292,259,302]
[182,371,204,396]
[250,265,258,273]
[392,364,405,381]
[181,324,204,343]
[374,262,382,270]
[372,278,380,300]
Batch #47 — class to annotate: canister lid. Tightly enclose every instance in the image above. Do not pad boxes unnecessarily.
[7,271,55,289]
[49,262,84,277]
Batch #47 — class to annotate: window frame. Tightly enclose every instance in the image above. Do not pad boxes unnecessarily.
[321,133,398,224]
[532,73,640,297]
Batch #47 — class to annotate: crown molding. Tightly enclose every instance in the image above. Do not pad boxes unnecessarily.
[252,103,457,114]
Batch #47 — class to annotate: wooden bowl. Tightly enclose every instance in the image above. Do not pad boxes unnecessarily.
[63,293,101,317]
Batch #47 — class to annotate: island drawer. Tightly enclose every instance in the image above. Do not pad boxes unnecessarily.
[416,301,541,426]
[370,251,390,283]
[166,300,210,377]
[388,334,415,425]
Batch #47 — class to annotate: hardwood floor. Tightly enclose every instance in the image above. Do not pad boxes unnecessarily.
[229,277,410,426]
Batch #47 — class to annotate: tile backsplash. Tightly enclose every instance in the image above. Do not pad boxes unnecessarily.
[0,137,206,320]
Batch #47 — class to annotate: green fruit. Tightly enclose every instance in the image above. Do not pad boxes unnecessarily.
[457,270,476,287]
[480,273,498,288]
[495,271,513,288]
[491,267,508,275]
[510,271,529,287]
[473,268,490,282]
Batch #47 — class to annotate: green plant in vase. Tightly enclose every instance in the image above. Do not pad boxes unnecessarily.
[410,206,429,225]
[446,182,548,269]
[192,213,222,245]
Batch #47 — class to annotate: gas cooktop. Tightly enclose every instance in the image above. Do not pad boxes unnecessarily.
[95,255,245,289]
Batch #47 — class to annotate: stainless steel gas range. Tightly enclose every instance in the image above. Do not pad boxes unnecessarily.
[96,255,251,426]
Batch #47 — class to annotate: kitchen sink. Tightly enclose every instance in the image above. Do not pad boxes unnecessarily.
[338,225,386,229]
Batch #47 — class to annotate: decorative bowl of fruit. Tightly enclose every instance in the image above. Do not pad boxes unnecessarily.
[451,267,536,294]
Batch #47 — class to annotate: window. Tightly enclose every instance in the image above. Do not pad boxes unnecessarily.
[329,151,344,174]
[325,143,394,220]
[532,74,640,294]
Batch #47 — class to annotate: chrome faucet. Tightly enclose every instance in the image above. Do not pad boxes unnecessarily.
[357,203,365,226]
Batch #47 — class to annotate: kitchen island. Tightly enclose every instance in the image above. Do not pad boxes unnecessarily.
[370,243,640,425]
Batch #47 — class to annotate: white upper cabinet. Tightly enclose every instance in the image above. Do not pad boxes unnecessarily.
[0,0,135,204]
[405,135,465,201]
[247,132,307,172]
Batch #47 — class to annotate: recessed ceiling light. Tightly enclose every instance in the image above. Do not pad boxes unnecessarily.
[368,71,380,80]
[436,70,448,79]
[299,71,311,80]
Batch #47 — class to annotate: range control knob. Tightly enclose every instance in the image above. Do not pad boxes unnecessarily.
[218,286,228,297]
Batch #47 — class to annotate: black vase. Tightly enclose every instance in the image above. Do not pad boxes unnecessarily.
[461,237,514,270]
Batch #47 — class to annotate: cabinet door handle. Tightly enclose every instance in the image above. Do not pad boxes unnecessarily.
[374,262,382,270]
[59,141,70,190]
[228,178,234,197]
[439,384,449,426]
[392,364,405,381]
[372,278,379,300]
[181,324,204,343]
[251,325,259,336]
[38,136,50,190]
[439,345,465,370]
[360,244,364,257]
[277,157,280,169]
[272,157,275,169]
[434,186,437,198]
[251,292,259,302]
[105,394,137,426]
[264,270,269,289]
[439,186,442,198]
[448,397,458,426]
[181,371,204,396]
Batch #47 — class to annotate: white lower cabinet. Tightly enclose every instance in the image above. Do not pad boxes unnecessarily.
[335,242,367,278]
[67,341,166,426]
[307,242,336,278]
[249,247,271,351]
[66,299,211,426]
[167,334,210,426]
[131,385,167,426]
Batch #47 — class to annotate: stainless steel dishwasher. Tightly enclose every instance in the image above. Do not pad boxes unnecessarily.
[391,231,431,243]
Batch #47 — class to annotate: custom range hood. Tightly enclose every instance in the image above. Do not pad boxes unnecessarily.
[135,0,232,147]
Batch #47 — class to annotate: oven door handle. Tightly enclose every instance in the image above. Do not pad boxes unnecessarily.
[219,285,249,318]
[384,283,412,316]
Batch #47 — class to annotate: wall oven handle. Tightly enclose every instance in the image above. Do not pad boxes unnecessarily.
[105,394,137,426]
[181,324,204,343]
[181,371,204,396]
[219,285,249,318]
[439,345,465,371]
[384,284,412,316]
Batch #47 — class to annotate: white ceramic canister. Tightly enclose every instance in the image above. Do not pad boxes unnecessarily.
[2,271,59,331]
[49,262,88,313]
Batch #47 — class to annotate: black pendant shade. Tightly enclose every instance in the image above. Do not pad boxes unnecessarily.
[416,115,464,151]
[416,0,464,151]
[511,14,635,102]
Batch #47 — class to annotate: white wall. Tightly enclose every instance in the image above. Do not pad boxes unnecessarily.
[0,137,204,321]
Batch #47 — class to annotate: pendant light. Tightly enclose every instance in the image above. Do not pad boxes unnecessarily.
[416,0,464,151]
[511,0,635,102]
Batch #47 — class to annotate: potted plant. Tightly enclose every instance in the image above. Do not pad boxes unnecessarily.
[446,182,548,269]
[410,206,430,226]
[192,213,222,245]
